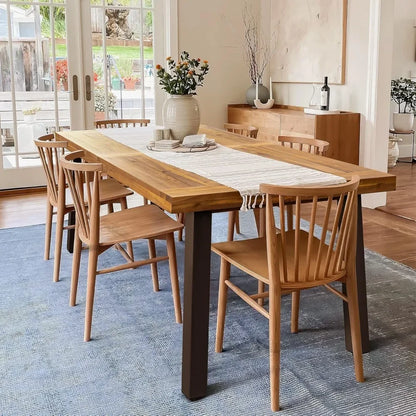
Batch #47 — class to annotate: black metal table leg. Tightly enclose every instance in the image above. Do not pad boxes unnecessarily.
[343,195,371,353]
[181,211,212,400]
[66,210,76,253]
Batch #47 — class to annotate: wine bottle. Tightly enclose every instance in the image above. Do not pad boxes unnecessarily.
[320,76,330,111]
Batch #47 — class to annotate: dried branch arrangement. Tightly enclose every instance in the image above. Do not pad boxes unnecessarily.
[243,3,276,85]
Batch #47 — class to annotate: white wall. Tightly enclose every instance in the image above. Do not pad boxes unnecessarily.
[391,1,416,79]
[176,0,258,128]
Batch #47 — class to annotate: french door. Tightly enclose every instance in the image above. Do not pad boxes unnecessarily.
[0,0,162,190]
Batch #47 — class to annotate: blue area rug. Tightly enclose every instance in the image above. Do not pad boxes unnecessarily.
[1,211,416,415]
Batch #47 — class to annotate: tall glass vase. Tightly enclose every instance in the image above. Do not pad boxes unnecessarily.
[162,94,200,142]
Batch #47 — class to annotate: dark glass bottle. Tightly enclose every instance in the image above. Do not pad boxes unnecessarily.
[320,76,330,110]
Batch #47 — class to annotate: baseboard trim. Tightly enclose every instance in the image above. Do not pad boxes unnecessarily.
[0,186,47,197]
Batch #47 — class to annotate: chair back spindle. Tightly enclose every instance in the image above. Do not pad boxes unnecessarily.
[34,134,68,205]
[60,151,103,245]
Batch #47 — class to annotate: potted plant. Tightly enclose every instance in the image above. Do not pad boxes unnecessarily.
[54,59,100,91]
[55,59,68,90]
[94,86,117,120]
[22,106,41,122]
[391,77,416,132]
[155,51,209,141]
[111,78,124,90]
[122,76,139,90]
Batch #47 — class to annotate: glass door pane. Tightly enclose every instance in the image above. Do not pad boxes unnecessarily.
[90,0,155,122]
[0,0,159,189]
[0,0,71,189]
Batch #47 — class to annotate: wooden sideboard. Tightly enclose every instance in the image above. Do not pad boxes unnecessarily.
[227,104,360,164]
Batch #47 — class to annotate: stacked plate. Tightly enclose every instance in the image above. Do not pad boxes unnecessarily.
[153,139,181,150]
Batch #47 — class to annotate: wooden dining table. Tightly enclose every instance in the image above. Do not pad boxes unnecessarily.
[57,125,396,401]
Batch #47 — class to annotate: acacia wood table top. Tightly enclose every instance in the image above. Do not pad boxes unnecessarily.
[57,125,396,213]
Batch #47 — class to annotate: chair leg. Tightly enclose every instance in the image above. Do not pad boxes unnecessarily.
[255,208,266,306]
[70,230,82,307]
[148,238,159,292]
[120,198,133,259]
[215,258,231,353]
[52,208,66,282]
[291,291,300,333]
[346,273,365,382]
[235,211,241,234]
[269,286,281,412]
[253,207,266,237]
[107,203,114,213]
[227,211,236,241]
[44,201,53,260]
[257,281,265,306]
[84,246,99,342]
[166,233,182,324]
[176,213,184,241]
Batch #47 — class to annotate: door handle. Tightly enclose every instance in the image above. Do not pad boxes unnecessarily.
[72,75,79,101]
[85,75,92,101]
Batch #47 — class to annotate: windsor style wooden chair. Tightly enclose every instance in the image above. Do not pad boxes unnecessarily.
[60,150,184,341]
[95,118,151,128]
[224,122,259,138]
[35,134,133,282]
[277,135,329,155]
[212,176,364,411]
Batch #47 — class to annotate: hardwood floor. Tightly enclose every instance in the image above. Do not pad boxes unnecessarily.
[1,163,415,268]
[376,162,416,221]
[363,162,416,268]
[0,187,47,228]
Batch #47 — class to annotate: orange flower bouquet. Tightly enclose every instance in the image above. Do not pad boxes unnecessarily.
[155,51,209,95]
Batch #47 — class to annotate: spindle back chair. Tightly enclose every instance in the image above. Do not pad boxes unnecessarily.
[35,135,133,282]
[61,151,184,341]
[277,136,329,156]
[224,122,258,139]
[212,176,364,411]
[95,118,150,128]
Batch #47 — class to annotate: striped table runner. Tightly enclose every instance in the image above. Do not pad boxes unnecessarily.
[101,128,346,210]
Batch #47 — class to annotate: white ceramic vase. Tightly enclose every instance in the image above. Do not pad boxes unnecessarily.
[162,94,200,142]
[246,84,269,107]
[392,113,414,132]
[388,136,401,167]
[23,114,36,123]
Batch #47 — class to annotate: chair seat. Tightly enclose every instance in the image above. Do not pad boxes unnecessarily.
[60,178,133,208]
[98,204,184,246]
[212,230,344,290]
[97,178,133,202]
